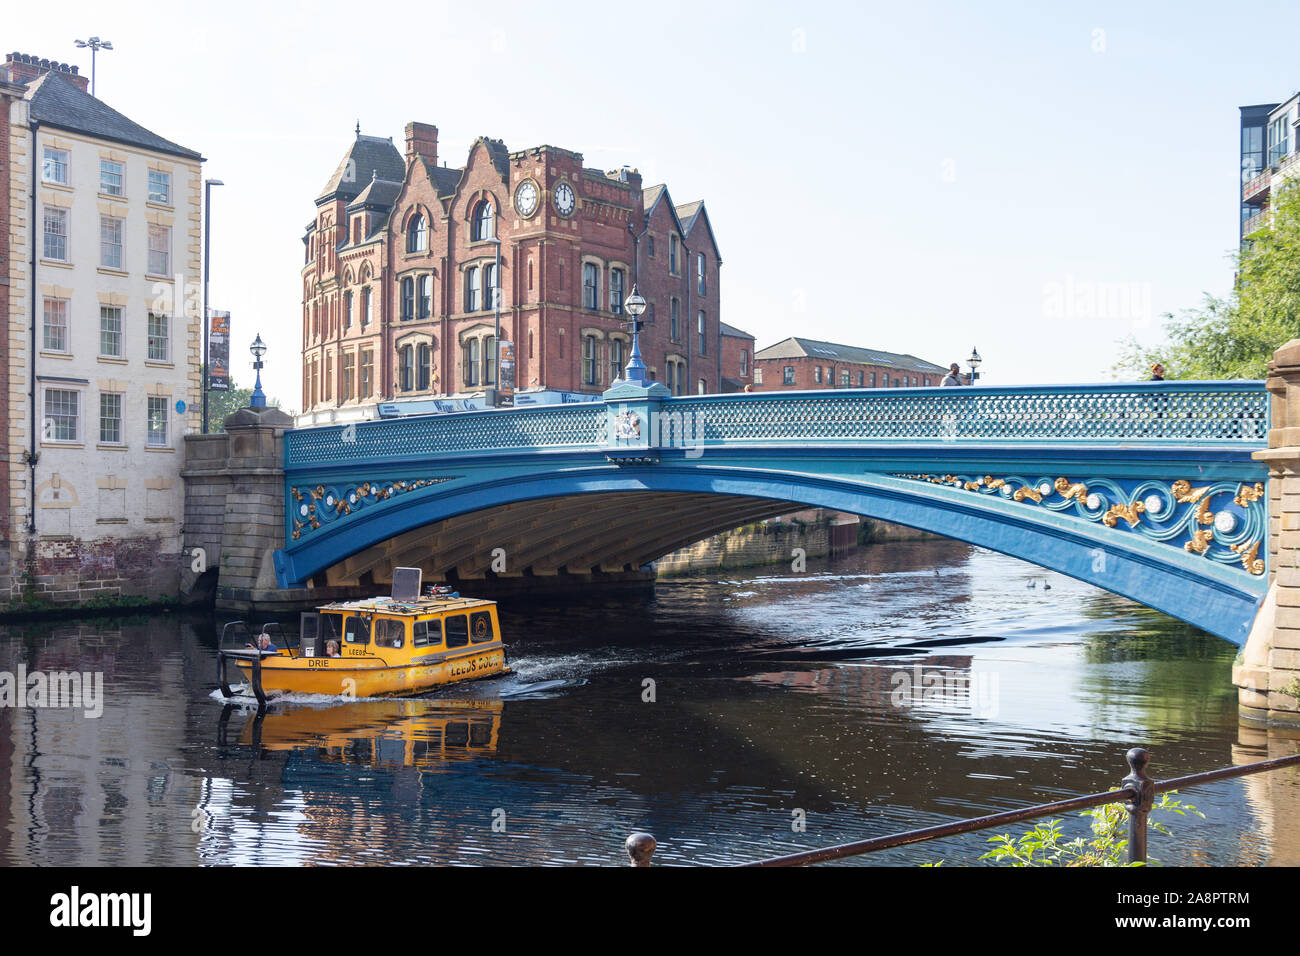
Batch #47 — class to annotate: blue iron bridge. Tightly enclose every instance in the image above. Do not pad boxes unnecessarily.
[273,380,1271,644]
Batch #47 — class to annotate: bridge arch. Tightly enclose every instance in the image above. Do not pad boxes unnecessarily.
[275,464,1263,645]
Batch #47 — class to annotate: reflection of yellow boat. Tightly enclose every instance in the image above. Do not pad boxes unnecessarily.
[218,584,508,705]
[236,699,502,769]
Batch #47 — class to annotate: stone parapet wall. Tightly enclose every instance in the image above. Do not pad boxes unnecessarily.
[181,407,294,606]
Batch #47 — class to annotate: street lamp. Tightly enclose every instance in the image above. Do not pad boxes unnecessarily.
[73,37,112,96]
[202,179,224,433]
[967,346,983,386]
[622,286,648,384]
[622,220,650,385]
[250,334,267,408]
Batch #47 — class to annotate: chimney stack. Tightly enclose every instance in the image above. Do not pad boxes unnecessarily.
[404,122,438,168]
[5,52,90,93]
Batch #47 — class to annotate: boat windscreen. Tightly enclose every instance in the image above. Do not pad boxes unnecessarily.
[321,614,343,644]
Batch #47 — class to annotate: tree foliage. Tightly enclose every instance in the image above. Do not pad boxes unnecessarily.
[1115,181,1300,379]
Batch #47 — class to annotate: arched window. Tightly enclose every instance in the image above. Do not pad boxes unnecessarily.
[528,329,534,359]
[401,277,415,321]
[697,252,706,294]
[399,345,414,391]
[344,291,353,328]
[472,200,494,241]
[582,263,599,310]
[463,338,480,387]
[417,343,432,390]
[465,267,480,312]
[582,335,598,385]
[483,263,498,312]
[609,338,625,382]
[610,268,625,314]
[361,288,371,325]
[484,335,496,386]
[407,214,427,253]
[418,275,432,319]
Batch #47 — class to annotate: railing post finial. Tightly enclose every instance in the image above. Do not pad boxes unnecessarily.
[626,832,656,867]
[1122,747,1155,864]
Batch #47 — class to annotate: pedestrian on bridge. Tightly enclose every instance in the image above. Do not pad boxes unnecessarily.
[942,363,965,386]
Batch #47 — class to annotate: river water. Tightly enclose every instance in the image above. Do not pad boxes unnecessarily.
[1,540,1296,867]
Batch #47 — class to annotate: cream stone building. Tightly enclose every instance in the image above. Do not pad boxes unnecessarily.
[4,54,202,603]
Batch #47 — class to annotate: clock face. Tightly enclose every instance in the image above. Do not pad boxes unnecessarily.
[515,180,539,217]
[554,182,576,217]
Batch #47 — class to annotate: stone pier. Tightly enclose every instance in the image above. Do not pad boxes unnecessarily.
[1236,341,1300,728]
[181,407,370,611]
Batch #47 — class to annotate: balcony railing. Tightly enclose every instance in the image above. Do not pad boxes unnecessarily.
[1242,169,1272,202]
[1243,211,1267,236]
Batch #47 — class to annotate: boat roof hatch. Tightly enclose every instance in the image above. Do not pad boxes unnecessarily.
[392,566,421,602]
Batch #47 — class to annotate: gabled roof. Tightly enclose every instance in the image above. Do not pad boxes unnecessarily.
[473,136,510,182]
[24,71,201,160]
[421,159,463,197]
[755,336,947,374]
[720,322,754,340]
[643,183,687,237]
[347,174,403,212]
[318,133,404,204]
[675,200,721,261]
[675,200,703,232]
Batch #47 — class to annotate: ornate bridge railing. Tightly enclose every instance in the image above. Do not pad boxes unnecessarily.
[671,381,1269,446]
[283,382,1269,469]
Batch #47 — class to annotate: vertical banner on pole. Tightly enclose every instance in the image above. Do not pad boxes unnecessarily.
[498,340,515,407]
[209,311,231,392]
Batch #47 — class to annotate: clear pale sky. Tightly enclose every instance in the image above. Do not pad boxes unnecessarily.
[10,0,1298,407]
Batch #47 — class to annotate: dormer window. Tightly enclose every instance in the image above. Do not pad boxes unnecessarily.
[472,199,495,241]
[407,214,427,253]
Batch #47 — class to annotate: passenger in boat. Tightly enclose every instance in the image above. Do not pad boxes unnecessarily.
[325,640,341,658]
[245,632,279,653]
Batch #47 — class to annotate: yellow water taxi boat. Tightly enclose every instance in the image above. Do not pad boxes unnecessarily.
[217,571,508,706]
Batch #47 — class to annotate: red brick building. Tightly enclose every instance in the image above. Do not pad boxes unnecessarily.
[753,337,947,391]
[301,123,739,420]
[720,322,755,392]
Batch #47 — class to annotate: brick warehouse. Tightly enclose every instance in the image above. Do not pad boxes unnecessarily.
[299,122,742,422]
[753,336,948,391]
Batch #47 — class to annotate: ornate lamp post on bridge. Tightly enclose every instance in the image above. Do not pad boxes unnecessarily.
[967,346,982,386]
[250,334,268,408]
[622,286,649,384]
